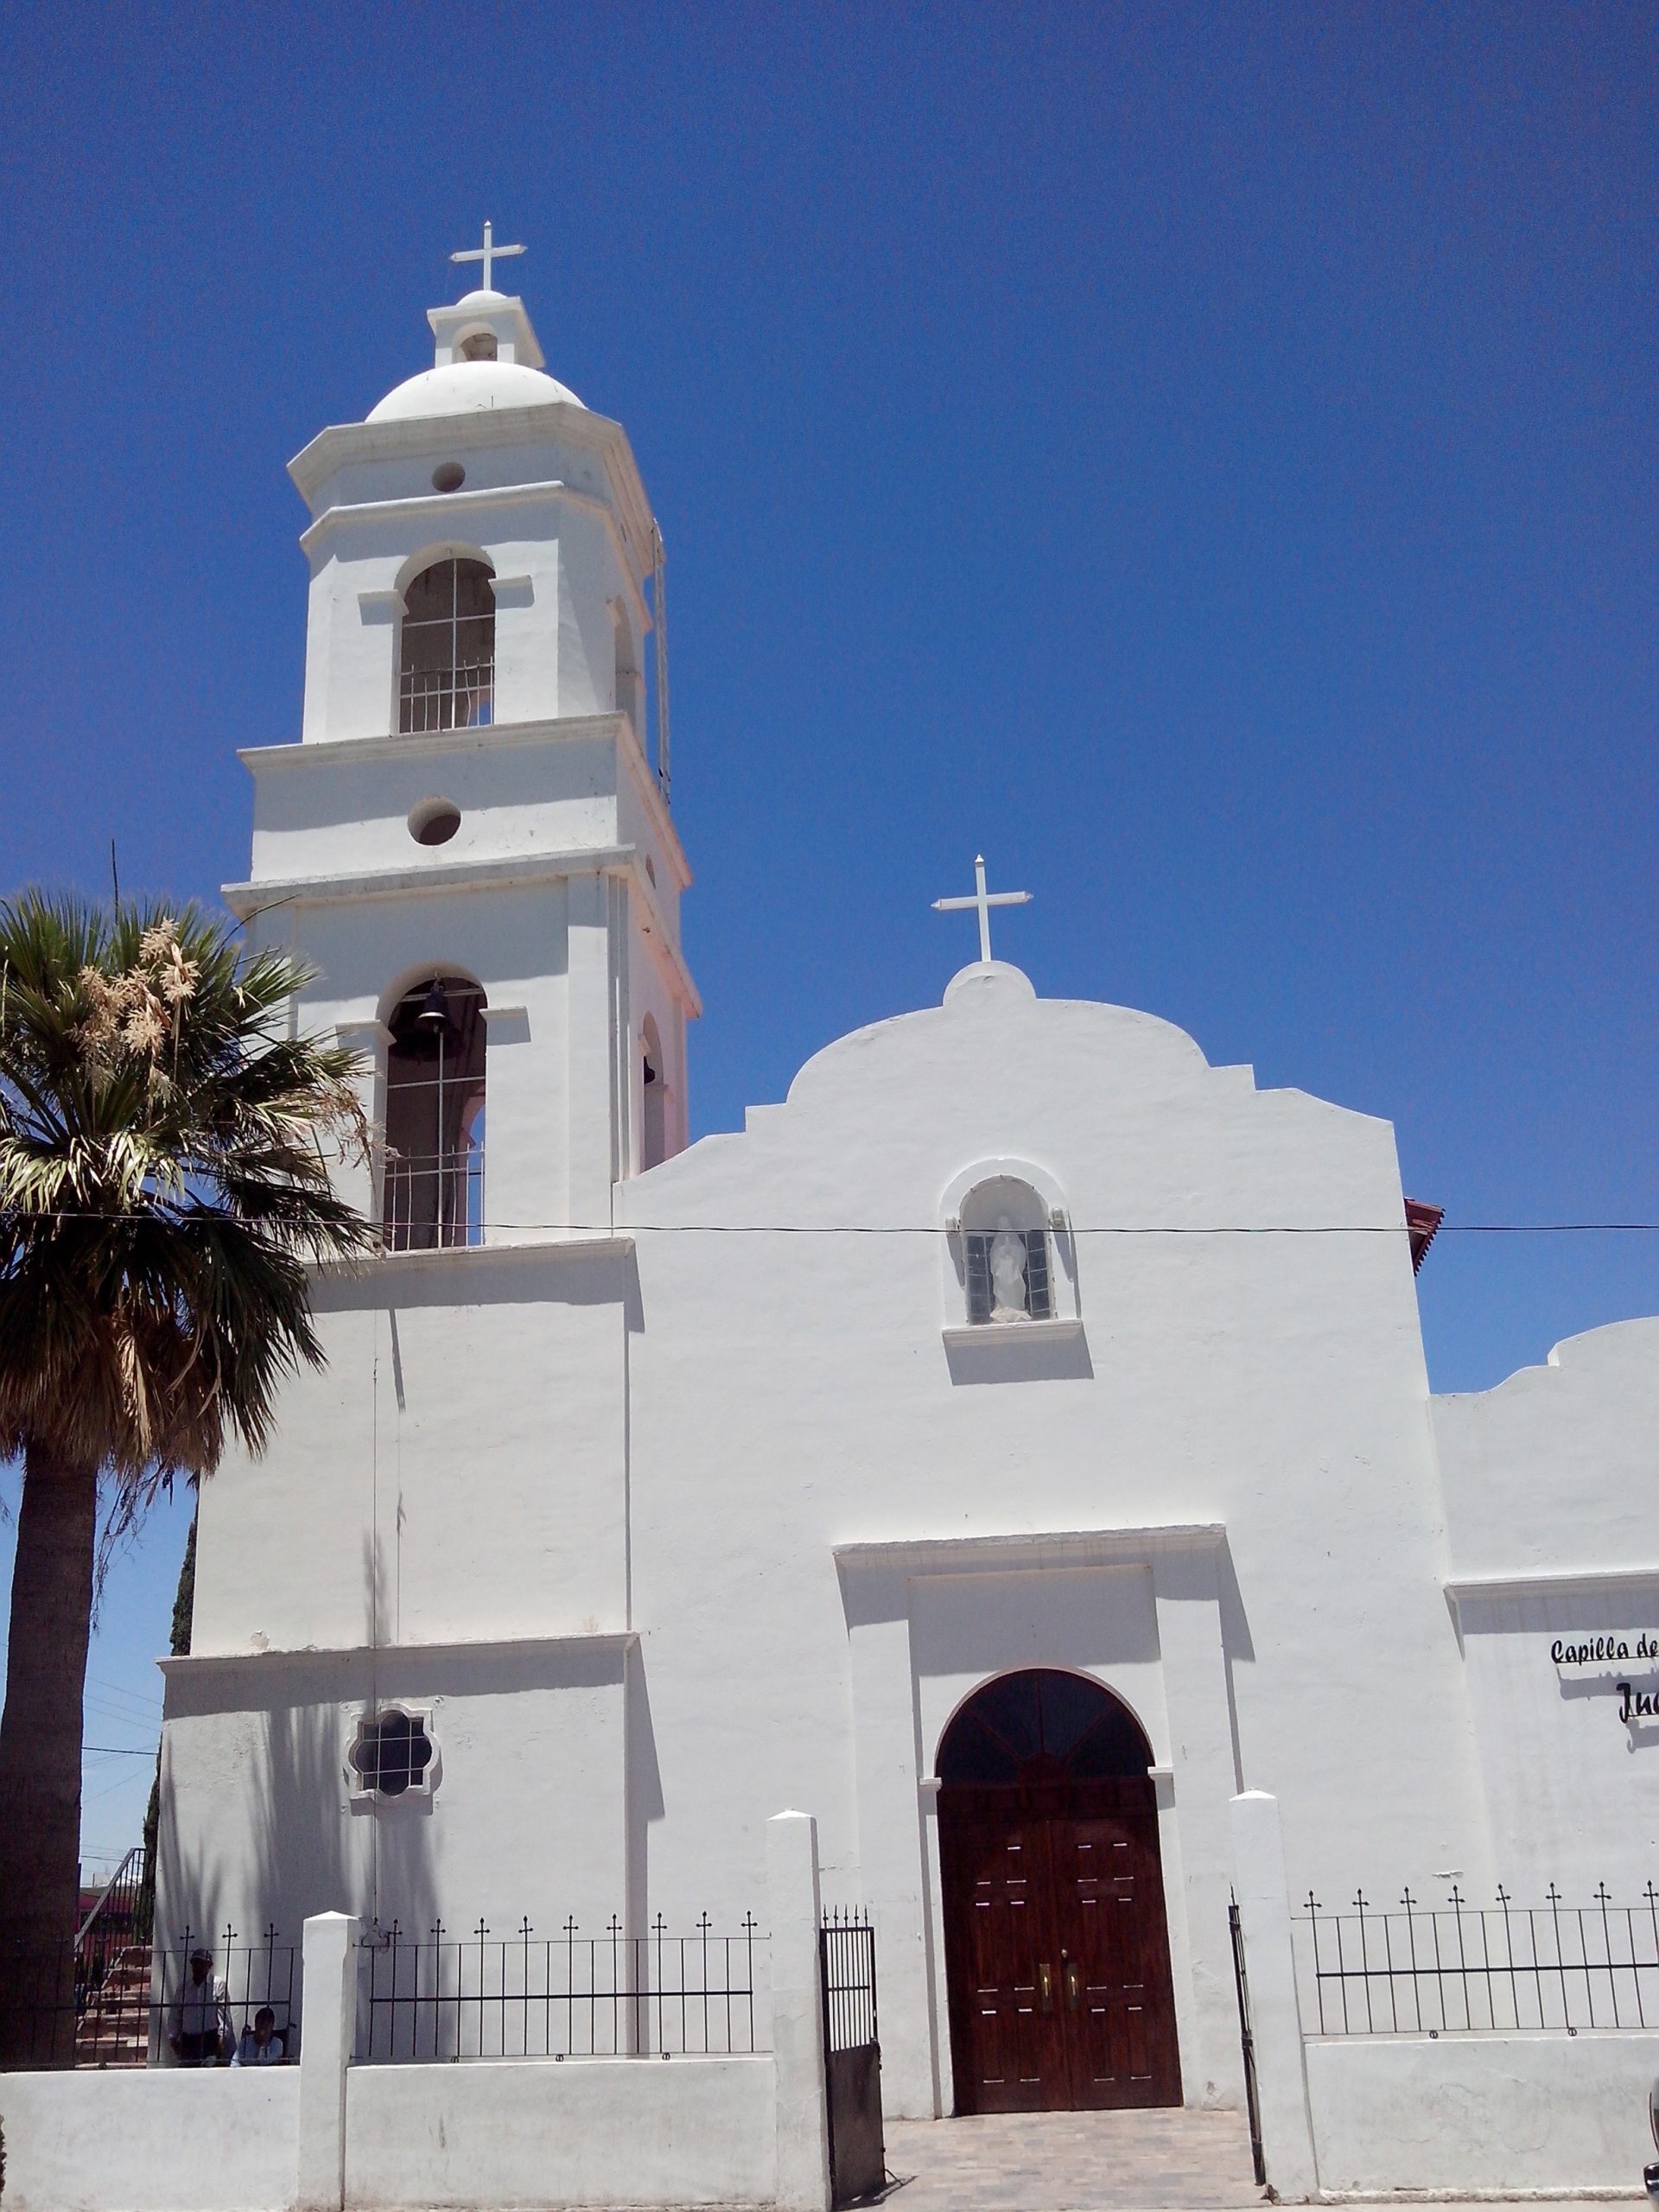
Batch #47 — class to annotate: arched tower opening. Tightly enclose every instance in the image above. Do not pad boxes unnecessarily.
[383,976,486,1249]
[399,557,496,734]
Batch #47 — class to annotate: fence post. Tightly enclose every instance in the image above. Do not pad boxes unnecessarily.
[1230,1792,1319,2202]
[297,1911,359,2212]
[767,1810,833,2212]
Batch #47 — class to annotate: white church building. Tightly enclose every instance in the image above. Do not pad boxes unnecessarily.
[155,249,1659,2139]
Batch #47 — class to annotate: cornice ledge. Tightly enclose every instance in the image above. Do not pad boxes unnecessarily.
[834,1523,1227,1576]
[235,717,692,893]
[1446,1564,1659,1605]
[311,1235,635,1284]
[225,846,700,1013]
[162,1627,639,1676]
[223,843,634,915]
[238,713,635,772]
[289,401,632,493]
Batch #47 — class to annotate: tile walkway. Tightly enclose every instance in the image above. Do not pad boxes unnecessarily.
[873,2106,1640,2212]
[879,2106,1265,2211]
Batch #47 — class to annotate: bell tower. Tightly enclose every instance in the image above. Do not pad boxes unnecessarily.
[226,243,696,1243]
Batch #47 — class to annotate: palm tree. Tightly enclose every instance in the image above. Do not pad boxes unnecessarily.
[0,893,375,2065]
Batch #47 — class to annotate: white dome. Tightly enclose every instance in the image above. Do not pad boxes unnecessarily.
[367,358,584,424]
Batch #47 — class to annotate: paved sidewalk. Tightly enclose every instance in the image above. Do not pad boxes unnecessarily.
[875,2107,1641,2212]
[880,2106,1265,2211]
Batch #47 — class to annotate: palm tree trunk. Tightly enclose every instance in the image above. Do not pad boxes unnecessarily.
[0,1439,99,2068]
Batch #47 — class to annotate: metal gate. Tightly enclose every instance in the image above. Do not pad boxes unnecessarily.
[821,1909,885,2206]
[1228,1896,1268,2188]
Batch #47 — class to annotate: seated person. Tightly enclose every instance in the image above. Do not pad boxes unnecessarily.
[168,1947,232,2066]
[232,2005,287,2066]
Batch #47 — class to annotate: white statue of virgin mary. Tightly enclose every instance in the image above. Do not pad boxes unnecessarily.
[988,1217,1030,1323]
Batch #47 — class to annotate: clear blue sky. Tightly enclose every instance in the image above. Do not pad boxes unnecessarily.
[2,3,1656,1867]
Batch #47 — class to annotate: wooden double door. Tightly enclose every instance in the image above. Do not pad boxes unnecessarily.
[939,1777,1182,2113]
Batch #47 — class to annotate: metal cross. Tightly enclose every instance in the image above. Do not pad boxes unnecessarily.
[931,853,1033,964]
[451,220,525,292]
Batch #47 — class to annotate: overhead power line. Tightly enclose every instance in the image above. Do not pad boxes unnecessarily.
[8,1214,1659,1236]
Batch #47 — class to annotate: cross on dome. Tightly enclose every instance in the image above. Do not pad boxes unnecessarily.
[451,220,525,294]
[932,854,1033,964]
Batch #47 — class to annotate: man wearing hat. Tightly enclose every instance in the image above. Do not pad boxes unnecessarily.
[168,1946,232,2067]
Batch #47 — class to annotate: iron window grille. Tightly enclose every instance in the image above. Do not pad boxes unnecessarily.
[347,1709,436,1802]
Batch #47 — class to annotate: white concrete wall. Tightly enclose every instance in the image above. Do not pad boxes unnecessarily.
[0,2051,784,2212]
[1436,1319,1659,1892]
[0,2068,301,2212]
[190,1249,633,1662]
[172,960,1515,2124]
[157,1641,632,1948]
[247,721,632,884]
[1305,2031,1659,2194]
[615,967,1491,2112]
[343,2056,776,2210]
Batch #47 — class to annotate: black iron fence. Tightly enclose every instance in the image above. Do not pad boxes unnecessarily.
[820,1909,884,2208]
[0,1924,297,2069]
[1298,1885,1659,2036]
[820,1907,878,2056]
[356,1914,763,2063]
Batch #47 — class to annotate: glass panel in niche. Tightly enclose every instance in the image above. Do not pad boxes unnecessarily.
[963,1228,1052,1323]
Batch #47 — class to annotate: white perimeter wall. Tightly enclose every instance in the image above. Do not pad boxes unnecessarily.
[0,2068,301,2212]
[1306,2032,1659,2195]
[344,2056,776,2209]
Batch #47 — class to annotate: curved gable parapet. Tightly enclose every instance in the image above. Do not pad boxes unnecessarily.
[1439,1313,1659,1408]
[783,970,1214,1117]
[1435,1315,1659,1585]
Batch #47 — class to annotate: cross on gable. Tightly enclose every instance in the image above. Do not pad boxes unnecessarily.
[450,220,525,294]
[931,854,1033,964]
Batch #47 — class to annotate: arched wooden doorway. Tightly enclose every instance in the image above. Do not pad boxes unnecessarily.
[937,1669,1181,2113]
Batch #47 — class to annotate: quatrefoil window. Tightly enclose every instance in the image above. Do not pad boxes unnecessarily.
[347,1708,435,1800]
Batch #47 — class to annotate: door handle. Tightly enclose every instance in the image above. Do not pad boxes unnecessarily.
[1064,1955,1081,2012]
[1037,1961,1054,2014]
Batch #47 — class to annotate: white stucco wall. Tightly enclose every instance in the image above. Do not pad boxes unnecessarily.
[0,2068,301,2212]
[157,1638,632,1950]
[1305,2031,1659,2193]
[608,965,1490,2113]
[168,959,1515,2123]
[343,2056,777,2210]
[1437,1319,1659,1891]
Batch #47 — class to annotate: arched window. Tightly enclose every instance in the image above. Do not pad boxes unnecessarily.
[612,601,643,735]
[383,976,486,1250]
[399,558,495,734]
[959,1176,1053,1325]
[639,1016,666,1171]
